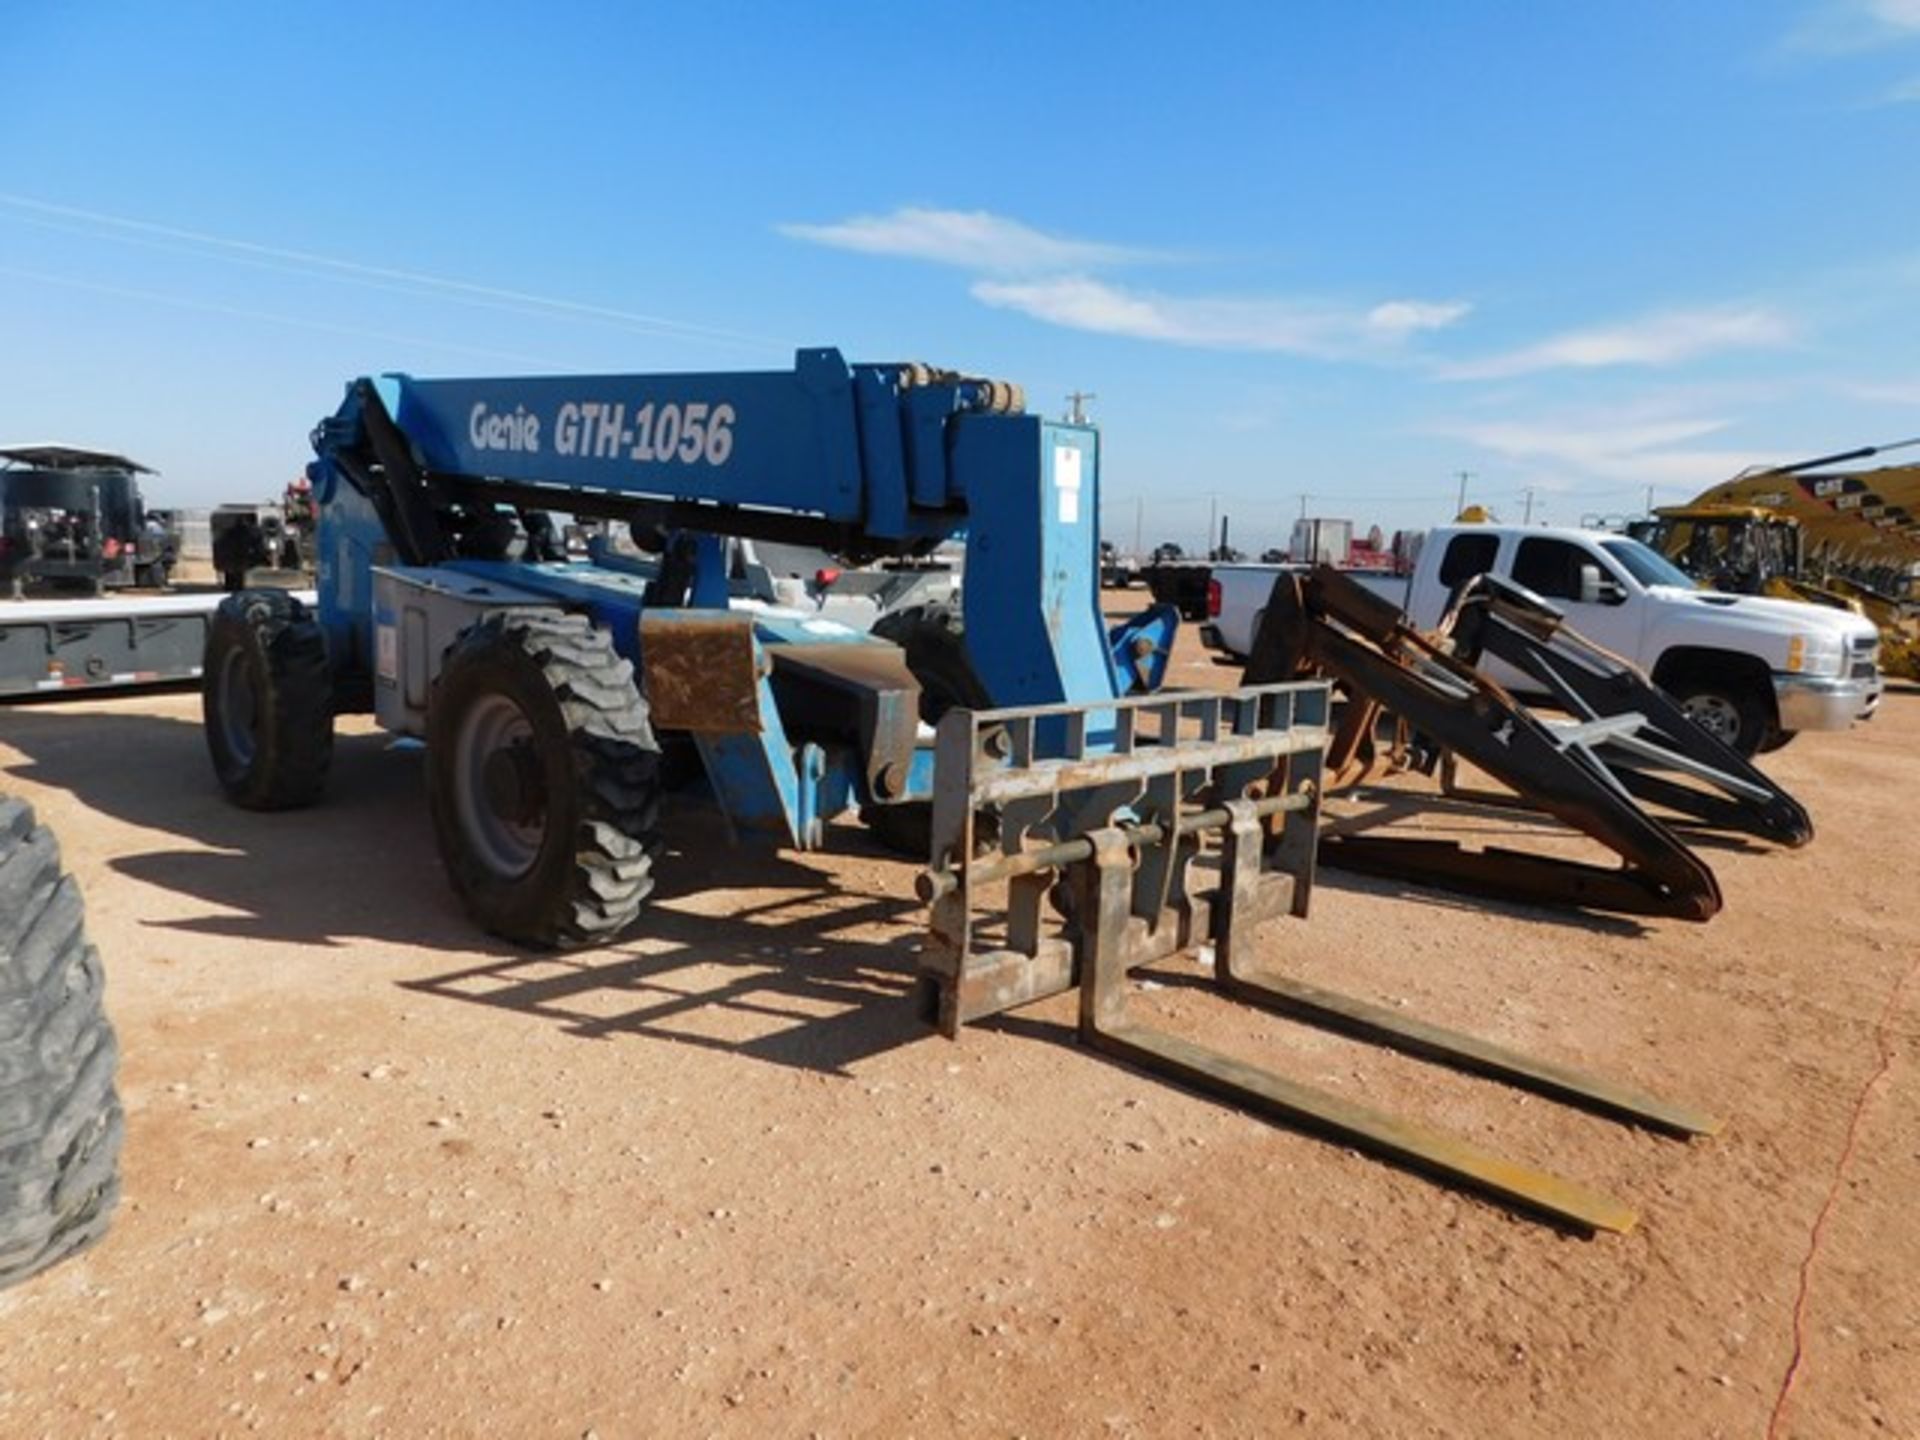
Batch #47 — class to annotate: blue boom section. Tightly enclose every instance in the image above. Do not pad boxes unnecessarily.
[317,348,1021,549]
[308,347,1172,846]
[959,419,1116,709]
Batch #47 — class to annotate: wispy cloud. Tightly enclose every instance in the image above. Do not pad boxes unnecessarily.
[1839,376,1920,404]
[780,205,1468,359]
[1438,412,1772,488]
[1781,6,1920,103]
[1369,299,1475,335]
[969,274,1469,357]
[1785,0,1920,52]
[1873,0,1920,27]
[1439,305,1791,381]
[777,207,1150,274]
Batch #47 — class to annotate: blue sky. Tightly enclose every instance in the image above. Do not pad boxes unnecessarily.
[4,0,1918,553]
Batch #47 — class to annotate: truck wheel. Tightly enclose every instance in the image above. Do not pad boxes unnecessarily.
[427,611,661,949]
[204,591,334,809]
[863,602,992,859]
[1671,678,1769,758]
[0,799,122,1291]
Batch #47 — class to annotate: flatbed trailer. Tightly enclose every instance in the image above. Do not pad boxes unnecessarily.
[0,588,316,699]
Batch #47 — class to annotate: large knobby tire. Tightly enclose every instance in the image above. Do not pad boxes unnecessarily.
[1671,675,1771,759]
[863,601,991,858]
[426,611,661,949]
[0,799,122,1291]
[203,590,334,809]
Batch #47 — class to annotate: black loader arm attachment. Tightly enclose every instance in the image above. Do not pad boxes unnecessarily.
[1444,574,1812,847]
[1245,566,1810,921]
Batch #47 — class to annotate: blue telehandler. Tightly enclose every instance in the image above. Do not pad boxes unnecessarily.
[198,348,1711,1231]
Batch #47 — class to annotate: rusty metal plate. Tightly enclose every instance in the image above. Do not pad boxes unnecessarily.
[769,640,920,694]
[638,611,762,734]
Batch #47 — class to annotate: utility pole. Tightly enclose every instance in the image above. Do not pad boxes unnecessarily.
[1133,495,1143,556]
[1454,470,1475,518]
[1065,391,1097,425]
[1207,494,1217,558]
[1298,493,1309,520]
[1522,487,1535,524]
[1644,485,1655,515]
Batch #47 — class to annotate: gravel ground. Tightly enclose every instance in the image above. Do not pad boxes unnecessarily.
[0,606,1914,1438]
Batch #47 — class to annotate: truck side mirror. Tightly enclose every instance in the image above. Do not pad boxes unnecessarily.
[1578,564,1625,605]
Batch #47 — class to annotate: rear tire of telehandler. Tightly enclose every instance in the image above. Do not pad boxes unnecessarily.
[427,611,662,949]
[0,798,123,1292]
[203,590,334,809]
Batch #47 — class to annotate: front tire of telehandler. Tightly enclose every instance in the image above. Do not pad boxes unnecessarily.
[427,611,662,949]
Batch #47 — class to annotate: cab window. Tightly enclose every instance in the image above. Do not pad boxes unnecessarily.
[1437,533,1500,589]
[1512,537,1603,601]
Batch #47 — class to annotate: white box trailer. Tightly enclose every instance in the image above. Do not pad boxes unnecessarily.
[1289,517,1353,566]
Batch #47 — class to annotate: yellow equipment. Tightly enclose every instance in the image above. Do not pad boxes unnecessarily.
[1642,440,1920,684]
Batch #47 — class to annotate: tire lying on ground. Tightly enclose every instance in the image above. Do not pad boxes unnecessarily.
[0,797,122,1291]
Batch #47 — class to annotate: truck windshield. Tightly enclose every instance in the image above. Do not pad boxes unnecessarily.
[1599,537,1698,591]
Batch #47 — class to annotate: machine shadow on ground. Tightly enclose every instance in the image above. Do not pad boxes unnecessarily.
[1318,785,1660,938]
[400,803,936,1079]
[396,879,932,1078]
[0,703,942,1078]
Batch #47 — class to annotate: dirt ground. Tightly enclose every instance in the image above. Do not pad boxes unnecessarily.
[0,602,1915,1438]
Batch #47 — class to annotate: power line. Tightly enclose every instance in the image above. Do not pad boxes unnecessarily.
[0,264,573,368]
[0,191,784,352]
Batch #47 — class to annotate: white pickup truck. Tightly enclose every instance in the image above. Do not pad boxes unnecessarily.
[1201,524,1882,756]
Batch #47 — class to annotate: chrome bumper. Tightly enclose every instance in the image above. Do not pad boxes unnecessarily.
[1774,670,1882,731]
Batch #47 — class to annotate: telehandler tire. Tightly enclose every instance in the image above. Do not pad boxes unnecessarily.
[203,590,334,809]
[427,610,661,949]
[0,798,122,1291]
[864,601,991,859]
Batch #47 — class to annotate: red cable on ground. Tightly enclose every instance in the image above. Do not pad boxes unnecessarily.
[1764,950,1920,1440]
